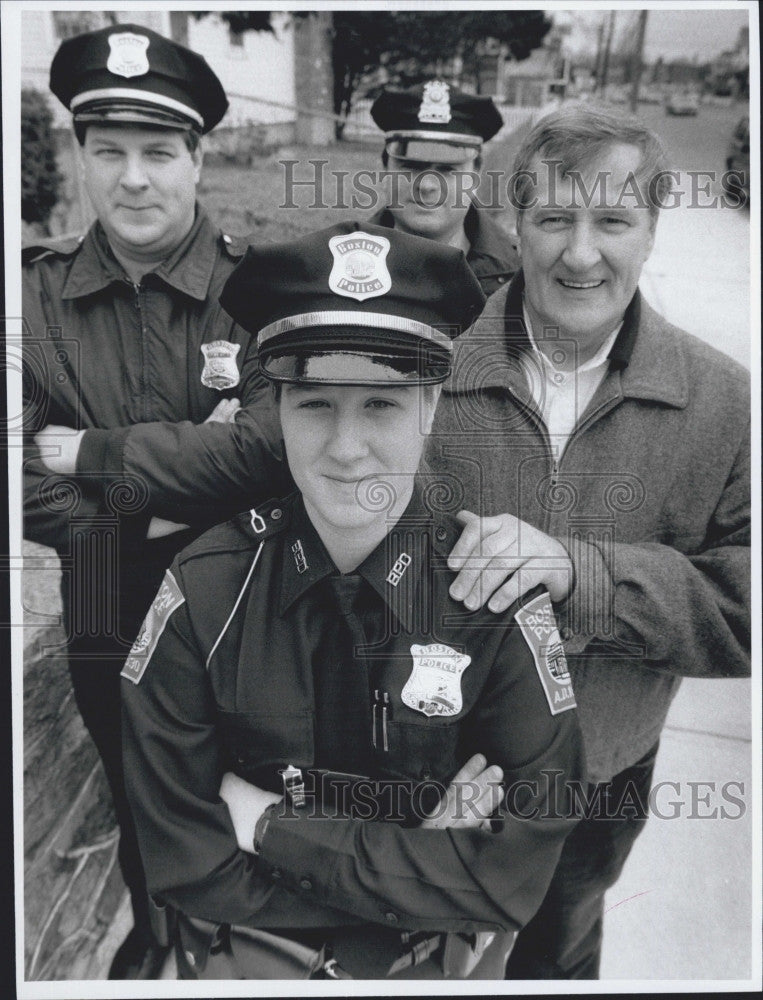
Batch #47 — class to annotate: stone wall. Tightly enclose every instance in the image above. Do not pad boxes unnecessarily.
[22,542,125,980]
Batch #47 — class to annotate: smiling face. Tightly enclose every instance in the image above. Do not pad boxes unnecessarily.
[386,154,477,245]
[279,383,438,538]
[516,143,656,355]
[81,125,202,263]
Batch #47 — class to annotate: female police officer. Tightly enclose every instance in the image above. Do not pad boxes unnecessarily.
[120,222,584,980]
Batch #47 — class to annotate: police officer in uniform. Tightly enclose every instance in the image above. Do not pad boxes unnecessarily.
[121,222,583,980]
[368,81,519,295]
[23,24,283,978]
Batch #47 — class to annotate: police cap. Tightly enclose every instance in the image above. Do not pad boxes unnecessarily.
[50,23,228,134]
[219,222,485,386]
[371,81,503,165]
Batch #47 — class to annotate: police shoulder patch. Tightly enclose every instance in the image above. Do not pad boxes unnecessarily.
[514,592,576,715]
[121,570,185,685]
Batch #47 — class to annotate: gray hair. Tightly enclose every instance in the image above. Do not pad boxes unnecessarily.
[511,102,673,219]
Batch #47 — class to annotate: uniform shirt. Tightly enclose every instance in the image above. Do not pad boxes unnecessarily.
[369,203,519,296]
[520,301,622,453]
[121,485,583,964]
[22,207,283,544]
[22,207,285,630]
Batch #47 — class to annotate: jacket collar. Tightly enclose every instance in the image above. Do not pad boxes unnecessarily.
[61,206,219,302]
[279,486,432,631]
[447,270,688,408]
[463,205,514,267]
[368,203,512,268]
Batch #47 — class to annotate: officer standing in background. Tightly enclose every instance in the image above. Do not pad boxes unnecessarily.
[121,222,584,980]
[23,24,283,979]
[368,80,519,295]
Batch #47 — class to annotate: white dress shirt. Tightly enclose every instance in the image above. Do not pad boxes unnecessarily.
[520,303,622,457]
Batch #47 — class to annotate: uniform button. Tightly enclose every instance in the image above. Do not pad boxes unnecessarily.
[185,950,196,967]
[560,626,573,641]
[270,867,283,881]
[384,911,399,925]
[299,877,313,891]
[271,508,282,520]
[497,276,505,283]
[435,526,448,542]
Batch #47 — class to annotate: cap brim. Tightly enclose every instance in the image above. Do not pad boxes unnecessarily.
[386,137,480,166]
[71,89,203,130]
[260,329,451,385]
[73,108,195,131]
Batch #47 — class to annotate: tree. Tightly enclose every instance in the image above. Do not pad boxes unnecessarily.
[21,89,63,231]
[199,10,552,138]
[331,11,553,133]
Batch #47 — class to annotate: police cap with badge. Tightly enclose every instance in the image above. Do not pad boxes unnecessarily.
[371,80,503,166]
[219,222,485,385]
[50,22,227,133]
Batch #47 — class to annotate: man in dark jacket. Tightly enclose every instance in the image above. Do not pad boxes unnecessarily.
[367,81,519,295]
[23,23,283,979]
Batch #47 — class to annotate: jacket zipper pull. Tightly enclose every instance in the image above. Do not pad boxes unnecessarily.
[382,691,390,752]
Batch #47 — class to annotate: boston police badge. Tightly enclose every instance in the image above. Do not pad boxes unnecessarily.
[402,643,471,718]
[107,32,150,79]
[514,592,577,715]
[418,80,452,124]
[328,231,391,302]
[201,340,241,390]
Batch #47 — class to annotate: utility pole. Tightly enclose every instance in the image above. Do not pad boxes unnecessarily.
[629,10,649,111]
[600,10,616,98]
[594,16,605,91]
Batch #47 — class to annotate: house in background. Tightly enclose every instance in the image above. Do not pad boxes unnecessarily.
[503,27,569,107]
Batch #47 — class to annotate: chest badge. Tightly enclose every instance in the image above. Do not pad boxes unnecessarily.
[201,340,241,390]
[107,32,150,78]
[402,643,471,718]
[328,231,391,302]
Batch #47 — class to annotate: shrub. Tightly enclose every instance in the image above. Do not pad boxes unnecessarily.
[22,88,63,229]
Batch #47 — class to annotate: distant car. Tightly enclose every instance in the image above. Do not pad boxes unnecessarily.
[665,92,699,116]
[722,114,750,206]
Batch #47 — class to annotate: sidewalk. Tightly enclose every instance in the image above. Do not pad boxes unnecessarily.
[600,187,754,980]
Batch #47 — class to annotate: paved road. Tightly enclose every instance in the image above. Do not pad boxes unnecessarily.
[637,101,745,178]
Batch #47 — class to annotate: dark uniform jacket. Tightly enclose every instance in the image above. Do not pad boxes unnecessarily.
[22,207,284,634]
[121,486,584,976]
[104,273,750,784]
[368,203,518,296]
